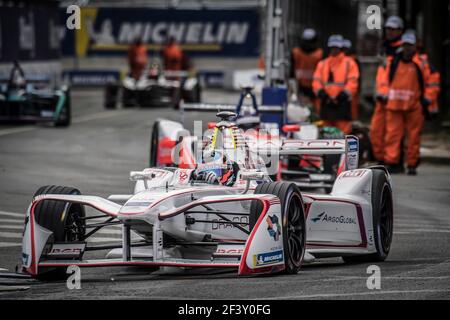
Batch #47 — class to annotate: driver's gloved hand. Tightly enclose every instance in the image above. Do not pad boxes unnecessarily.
[196,170,219,184]
[204,172,219,184]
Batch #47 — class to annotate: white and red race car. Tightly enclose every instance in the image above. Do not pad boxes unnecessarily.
[150,88,367,192]
[21,112,393,278]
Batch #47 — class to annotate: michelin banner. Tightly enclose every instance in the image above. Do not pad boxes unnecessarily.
[61,7,260,57]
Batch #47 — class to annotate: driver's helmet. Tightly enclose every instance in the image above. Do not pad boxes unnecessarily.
[321,126,344,139]
[148,63,161,79]
[9,68,26,89]
[236,114,261,130]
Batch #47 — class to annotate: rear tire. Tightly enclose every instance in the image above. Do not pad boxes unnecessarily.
[104,84,119,109]
[33,185,86,278]
[343,169,393,263]
[250,182,306,274]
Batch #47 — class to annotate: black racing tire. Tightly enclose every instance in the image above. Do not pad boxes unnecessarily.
[122,88,136,108]
[250,182,306,274]
[343,169,393,263]
[104,84,119,109]
[33,185,86,243]
[194,83,201,103]
[150,121,160,167]
[55,89,71,127]
[33,185,86,279]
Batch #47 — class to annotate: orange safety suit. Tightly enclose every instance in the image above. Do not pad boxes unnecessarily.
[128,44,148,80]
[346,53,361,120]
[427,70,441,113]
[370,40,403,161]
[383,54,431,168]
[291,47,323,92]
[162,43,183,71]
[258,56,265,71]
[370,59,390,161]
[312,52,359,134]
[420,54,440,114]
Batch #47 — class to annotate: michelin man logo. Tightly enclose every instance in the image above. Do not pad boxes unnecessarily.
[266,215,281,241]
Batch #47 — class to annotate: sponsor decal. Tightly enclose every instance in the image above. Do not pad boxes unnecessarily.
[253,250,284,267]
[40,110,54,117]
[60,8,259,57]
[179,171,188,182]
[348,140,358,152]
[142,168,169,178]
[341,170,366,178]
[22,253,29,266]
[311,211,325,222]
[212,216,248,230]
[311,212,357,225]
[44,243,86,259]
[62,70,120,86]
[215,248,244,255]
[266,215,281,241]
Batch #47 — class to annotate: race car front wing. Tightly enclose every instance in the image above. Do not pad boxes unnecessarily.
[21,193,286,277]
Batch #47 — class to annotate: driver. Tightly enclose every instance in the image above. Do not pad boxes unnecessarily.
[8,60,26,90]
[193,160,240,187]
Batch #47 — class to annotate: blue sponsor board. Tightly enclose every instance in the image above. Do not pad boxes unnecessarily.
[61,8,259,57]
[62,70,121,86]
[253,250,284,267]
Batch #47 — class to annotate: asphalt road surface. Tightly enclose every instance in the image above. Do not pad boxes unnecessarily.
[0,89,449,300]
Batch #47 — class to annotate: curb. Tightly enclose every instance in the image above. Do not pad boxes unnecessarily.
[421,155,450,165]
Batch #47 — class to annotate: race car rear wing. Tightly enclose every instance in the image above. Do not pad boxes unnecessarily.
[259,135,359,171]
[180,102,284,128]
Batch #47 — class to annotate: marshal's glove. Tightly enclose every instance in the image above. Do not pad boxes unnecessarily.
[317,89,328,101]
[375,94,388,104]
[337,91,350,103]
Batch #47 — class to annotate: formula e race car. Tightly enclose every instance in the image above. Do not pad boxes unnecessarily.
[21,112,393,279]
[0,63,71,127]
[104,64,201,109]
[149,87,370,192]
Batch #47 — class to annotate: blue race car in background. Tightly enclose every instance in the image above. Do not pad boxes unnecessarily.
[0,61,71,127]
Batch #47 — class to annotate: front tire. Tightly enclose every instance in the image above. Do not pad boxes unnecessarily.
[33,185,86,278]
[343,169,393,263]
[250,182,306,274]
[55,89,71,127]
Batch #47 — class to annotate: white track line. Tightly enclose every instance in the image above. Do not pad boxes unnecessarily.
[0,110,133,137]
[0,225,23,231]
[0,231,121,242]
[258,289,450,300]
[0,218,25,224]
[0,242,21,248]
[395,229,450,234]
[0,225,122,237]
[0,211,25,218]
[0,232,25,239]
[0,126,36,137]
[72,110,133,124]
